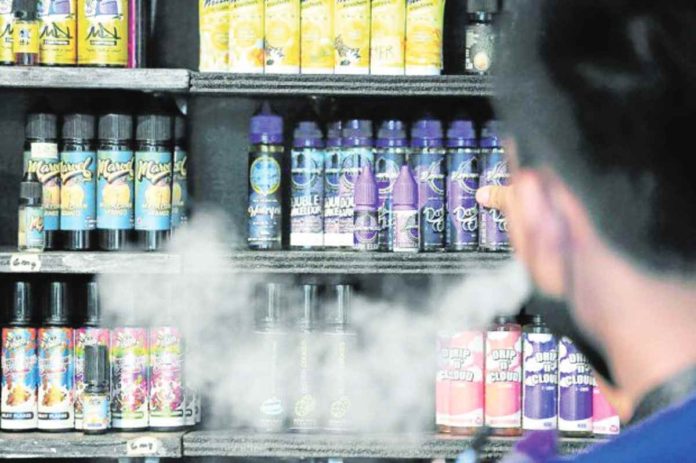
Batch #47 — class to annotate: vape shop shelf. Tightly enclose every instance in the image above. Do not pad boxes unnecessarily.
[183,431,599,459]
[0,431,184,459]
[190,73,494,97]
[0,67,190,93]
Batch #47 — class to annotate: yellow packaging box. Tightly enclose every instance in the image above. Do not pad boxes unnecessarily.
[370,0,405,75]
[300,0,334,74]
[199,0,230,72]
[334,0,370,74]
[405,0,445,75]
[264,0,300,73]
[229,0,264,73]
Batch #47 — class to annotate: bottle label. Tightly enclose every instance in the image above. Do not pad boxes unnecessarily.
[479,147,510,250]
[135,151,172,231]
[38,0,77,65]
[229,0,264,73]
[370,0,405,73]
[353,211,379,250]
[300,0,334,72]
[290,148,324,247]
[83,393,110,431]
[393,209,418,251]
[74,327,109,429]
[485,330,522,428]
[77,0,128,66]
[111,327,149,429]
[199,0,229,72]
[447,331,484,428]
[254,331,286,431]
[149,327,185,428]
[592,381,620,435]
[38,327,74,430]
[0,2,14,64]
[413,150,445,249]
[334,0,370,73]
[404,0,444,74]
[375,149,405,251]
[1,328,38,430]
[323,148,341,246]
[291,334,318,431]
[446,147,478,250]
[522,332,558,430]
[338,147,373,244]
[60,150,96,231]
[248,153,282,248]
[24,146,61,232]
[465,23,494,74]
[13,20,39,54]
[18,206,46,250]
[171,148,188,229]
[323,332,355,431]
[558,337,593,432]
[264,0,300,73]
[97,149,134,230]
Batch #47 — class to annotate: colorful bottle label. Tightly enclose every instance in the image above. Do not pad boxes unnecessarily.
[413,149,446,250]
[291,334,318,431]
[97,149,134,230]
[248,151,283,248]
[38,327,74,430]
[338,147,373,245]
[13,20,40,54]
[370,0,405,74]
[74,327,109,429]
[255,331,286,431]
[558,337,593,433]
[38,0,77,65]
[199,0,229,71]
[405,0,444,75]
[323,332,354,431]
[18,206,46,250]
[264,0,300,73]
[449,331,484,429]
[593,379,620,436]
[393,209,418,252]
[465,23,494,74]
[353,210,379,250]
[135,151,172,231]
[323,148,341,247]
[83,392,110,431]
[111,327,149,429]
[1,328,38,430]
[375,148,405,251]
[77,0,128,66]
[229,0,264,73]
[60,150,96,231]
[479,147,510,251]
[446,147,478,250]
[290,147,324,248]
[171,147,188,229]
[334,0,370,74]
[522,332,558,430]
[485,329,522,429]
[0,0,14,64]
[149,327,185,428]
[24,144,61,232]
[300,0,334,73]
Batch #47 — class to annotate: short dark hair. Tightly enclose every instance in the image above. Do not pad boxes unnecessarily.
[496,0,696,277]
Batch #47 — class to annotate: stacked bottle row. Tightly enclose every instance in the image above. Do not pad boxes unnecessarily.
[436,315,620,437]
[18,111,189,253]
[0,281,200,433]
[248,105,510,252]
[0,0,146,67]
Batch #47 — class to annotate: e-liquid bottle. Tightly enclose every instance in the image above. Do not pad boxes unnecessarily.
[38,0,77,66]
[411,118,446,251]
[592,377,620,436]
[248,103,284,250]
[97,113,134,251]
[392,164,419,252]
[77,0,128,67]
[484,315,522,436]
[338,120,374,248]
[353,165,379,251]
[558,337,593,436]
[449,330,485,435]
[74,281,109,431]
[61,113,97,250]
[13,0,39,66]
[465,0,497,75]
[522,315,558,431]
[134,114,173,252]
[446,120,479,251]
[24,113,60,250]
[18,170,45,252]
[1,282,38,431]
[323,121,342,248]
[0,0,15,65]
[290,284,320,432]
[171,115,189,231]
[38,281,75,431]
[375,120,408,251]
[479,121,510,251]
[291,121,325,250]
[82,344,110,434]
[149,317,186,430]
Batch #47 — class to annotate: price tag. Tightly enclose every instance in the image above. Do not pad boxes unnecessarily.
[126,436,162,457]
[9,254,41,272]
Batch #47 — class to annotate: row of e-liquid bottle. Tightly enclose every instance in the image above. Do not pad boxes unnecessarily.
[0,281,200,433]
[19,111,189,252]
[253,283,355,433]
[0,0,146,67]
[436,315,620,437]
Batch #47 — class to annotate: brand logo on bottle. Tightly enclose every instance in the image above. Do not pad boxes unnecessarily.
[155,331,179,348]
[174,156,188,177]
[98,158,133,183]
[26,159,61,183]
[6,332,31,351]
[417,161,445,195]
[61,157,94,182]
[292,156,321,189]
[136,160,172,184]
[250,156,281,196]
[41,332,67,351]
[451,205,477,232]
[451,159,477,194]
[486,160,509,186]
[115,331,137,349]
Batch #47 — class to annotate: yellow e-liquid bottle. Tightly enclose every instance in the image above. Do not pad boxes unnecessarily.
[39,0,77,66]
[78,0,128,67]
[13,0,40,66]
[0,0,14,64]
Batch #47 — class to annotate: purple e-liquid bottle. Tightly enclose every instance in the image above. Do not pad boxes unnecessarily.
[324,122,342,248]
[558,337,593,436]
[411,118,446,252]
[479,121,510,251]
[446,120,479,251]
[291,121,325,249]
[353,165,379,251]
[523,315,558,431]
[375,120,408,251]
[392,165,419,252]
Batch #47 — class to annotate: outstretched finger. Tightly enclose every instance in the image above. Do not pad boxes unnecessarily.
[476,185,510,211]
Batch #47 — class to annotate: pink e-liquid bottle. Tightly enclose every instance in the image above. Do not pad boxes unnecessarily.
[593,376,621,436]
[449,330,485,435]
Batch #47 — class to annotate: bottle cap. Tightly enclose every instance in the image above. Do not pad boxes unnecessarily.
[45,281,68,325]
[84,345,109,387]
[19,171,43,207]
[480,120,502,148]
[174,115,186,142]
[529,314,544,325]
[136,114,172,142]
[326,121,343,148]
[376,120,408,148]
[342,119,373,148]
[14,0,38,20]
[494,314,517,326]
[10,281,33,325]
[297,284,319,329]
[85,281,101,327]
[392,165,417,207]
[26,113,57,140]
[411,118,444,148]
[325,285,351,326]
[447,120,477,148]
[293,121,324,149]
[467,0,499,14]
[98,113,133,141]
[62,114,96,141]
[250,102,283,144]
[354,165,377,209]
[255,283,282,327]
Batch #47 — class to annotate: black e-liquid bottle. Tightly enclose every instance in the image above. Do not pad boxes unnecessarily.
[12,0,39,66]
[82,344,110,434]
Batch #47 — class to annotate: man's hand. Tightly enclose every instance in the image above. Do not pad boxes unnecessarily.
[476,185,511,212]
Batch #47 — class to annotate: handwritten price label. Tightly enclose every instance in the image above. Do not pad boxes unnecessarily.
[126,436,162,456]
[9,254,41,272]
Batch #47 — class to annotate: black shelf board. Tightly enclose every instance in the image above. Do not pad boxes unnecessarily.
[0,431,184,459]
[190,73,494,97]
